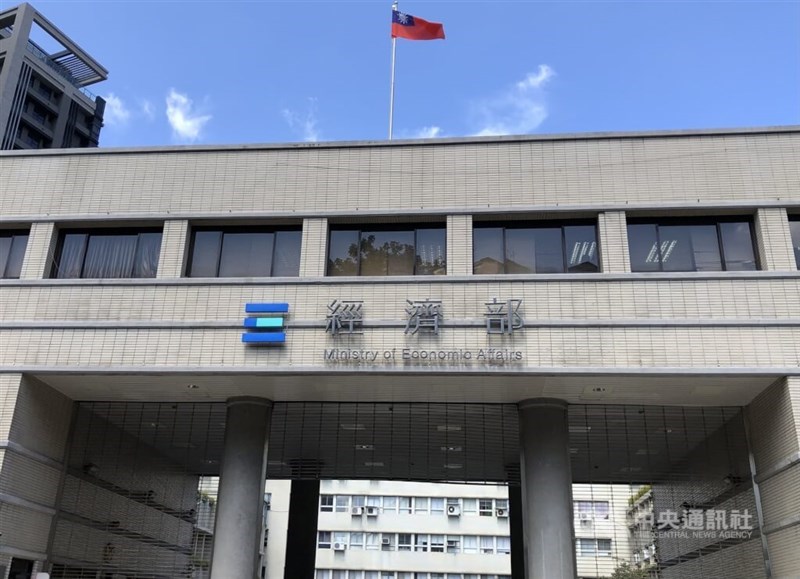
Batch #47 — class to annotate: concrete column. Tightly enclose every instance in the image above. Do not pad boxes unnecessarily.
[447,214,473,275]
[597,211,631,273]
[518,398,576,579]
[19,222,57,279]
[299,218,328,277]
[754,208,796,271]
[156,220,190,278]
[210,397,273,579]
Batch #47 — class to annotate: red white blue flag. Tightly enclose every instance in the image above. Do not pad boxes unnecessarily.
[391,10,445,41]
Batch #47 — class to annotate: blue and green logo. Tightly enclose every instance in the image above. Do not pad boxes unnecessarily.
[242,303,288,345]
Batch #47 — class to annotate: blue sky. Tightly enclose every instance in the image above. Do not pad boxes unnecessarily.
[21,0,800,146]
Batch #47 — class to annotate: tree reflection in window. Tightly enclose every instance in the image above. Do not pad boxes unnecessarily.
[328,227,446,276]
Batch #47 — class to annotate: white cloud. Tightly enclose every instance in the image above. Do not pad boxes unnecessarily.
[165,89,211,141]
[282,98,320,142]
[471,64,556,137]
[141,99,155,121]
[103,93,130,126]
[413,126,442,139]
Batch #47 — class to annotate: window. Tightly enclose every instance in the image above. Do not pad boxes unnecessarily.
[54,229,162,278]
[350,532,364,550]
[430,535,445,553]
[415,534,429,552]
[188,227,301,277]
[446,536,461,554]
[320,495,334,512]
[398,533,413,551]
[473,222,599,274]
[790,217,800,269]
[334,532,348,546]
[381,533,395,551]
[496,537,510,555]
[333,571,347,579]
[383,496,398,513]
[597,538,612,557]
[478,499,494,516]
[462,498,477,515]
[352,495,366,508]
[366,495,381,509]
[495,499,509,512]
[463,536,478,554]
[335,496,350,513]
[365,533,380,550]
[480,536,495,554]
[317,571,331,579]
[399,496,412,514]
[627,219,757,272]
[430,497,445,515]
[0,231,28,279]
[414,497,429,515]
[318,531,332,549]
[327,226,446,276]
[576,538,596,556]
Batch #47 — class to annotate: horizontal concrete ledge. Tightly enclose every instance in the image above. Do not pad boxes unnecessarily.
[2,199,800,225]
[0,545,48,562]
[0,491,57,516]
[755,451,800,484]
[4,318,800,330]
[1,125,797,158]
[2,271,800,288]
[0,439,63,470]
[763,513,800,536]
[2,366,797,377]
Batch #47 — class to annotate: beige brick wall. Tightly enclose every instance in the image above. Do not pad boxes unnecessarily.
[19,221,56,280]
[598,211,630,273]
[156,219,189,278]
[299,218,328,277]
[447,214,472,275]
[755,208,796,271]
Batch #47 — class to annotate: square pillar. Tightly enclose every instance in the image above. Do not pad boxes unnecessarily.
[156,219,190,278]
[19,222,57,280]
[299,218,328,277]
[447,214,473,275]
[754,208,796,271]
[598,211,631,273]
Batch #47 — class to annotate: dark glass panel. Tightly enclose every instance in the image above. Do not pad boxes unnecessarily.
[4,235,29,279]
[189,231,222,277]
[791,220,800,269]
[218,232,273,277]
[0,236,10,277]
[719,222,757,271]
[658,225,721,272]
[504,229,536,273]
[55,233,88,278]
[628,224,660,272]
[328,230,359,276]
[564,226,599,273]
[273,230,302,277]
[132,232,162,278]
[415,228,446,275]
[531,228,564,273]
[82,234,137,278]
[360,230,415,276]
[473,228,504,274]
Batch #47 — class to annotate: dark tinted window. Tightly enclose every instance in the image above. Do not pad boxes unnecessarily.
[327,226,446,276]
[473,223,599,274]
[789,218,800,269]
[187,227,301,277]
[54,229,162,278]
[627,219,757,272]
[0,232,29,279]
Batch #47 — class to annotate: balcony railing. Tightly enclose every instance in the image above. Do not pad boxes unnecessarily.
[25,40,97,101]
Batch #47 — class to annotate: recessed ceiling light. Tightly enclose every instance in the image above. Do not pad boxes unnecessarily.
[440,446,462,452]
[355,444,374,451]
[569,426,592,433]
[437,425,462,432]
[364,461,384,467]
[187,384,199,389]
[341,424,365,431]
[443,463,463,469]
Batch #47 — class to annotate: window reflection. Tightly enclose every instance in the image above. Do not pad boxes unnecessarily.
[187,227,301,277]
[787,218,799,269]
[473,222,599,274]
[327,226,446,276]
[54,229,162,279]
[627,219,757,272]
[0,232,29,279]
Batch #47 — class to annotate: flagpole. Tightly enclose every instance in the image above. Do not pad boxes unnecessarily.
[389,1,398,140]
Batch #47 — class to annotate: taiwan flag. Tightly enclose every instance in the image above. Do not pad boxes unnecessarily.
[391,10,445,41]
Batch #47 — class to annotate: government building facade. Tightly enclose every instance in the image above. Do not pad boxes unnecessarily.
[0,126,799,579]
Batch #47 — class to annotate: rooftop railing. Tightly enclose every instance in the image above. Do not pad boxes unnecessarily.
[25,40,97,101]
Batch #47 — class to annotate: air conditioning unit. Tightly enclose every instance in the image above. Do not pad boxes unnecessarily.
[365,506,379,517]
[350,506,364,516]
[333,542,347,551]
[496,508,509,518]
[447,505,461,516]
[381,538,391,545]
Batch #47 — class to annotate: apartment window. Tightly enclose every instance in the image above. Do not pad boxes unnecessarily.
[628,219,757,272]
[478,499,494,516]
[381,533,396,551]
[463,536,478,554]
[480,536,495,554]
[415,534,429,552]
[597,538,612,557]
[366,533,380,550]
[575,500,608,519]
[473,222,599,274]
[414,497,429,515]
[496,537,511,555]
[327,226,446,276]
[399,496,412,514]
[318,531,332,549]
[446,536,461,554]
[430,535,445,553]
[431,497,445,515]
[0,231,28,279]
[462,498,477,515]
[333,571,347,579]
[495,499,509,512]
[320,495,334,512]
[334,532,348,546]
[317,571,331,579]
[352,495,366,509]
[576,538,596,556]
[350,532,364,550]
[383,496,398,513]
[398,533,413,551]
[366,496,381,509]
[790,217,800,269]
[188,227,301,277]
[335,496,350,512]
[54,229,162,278]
